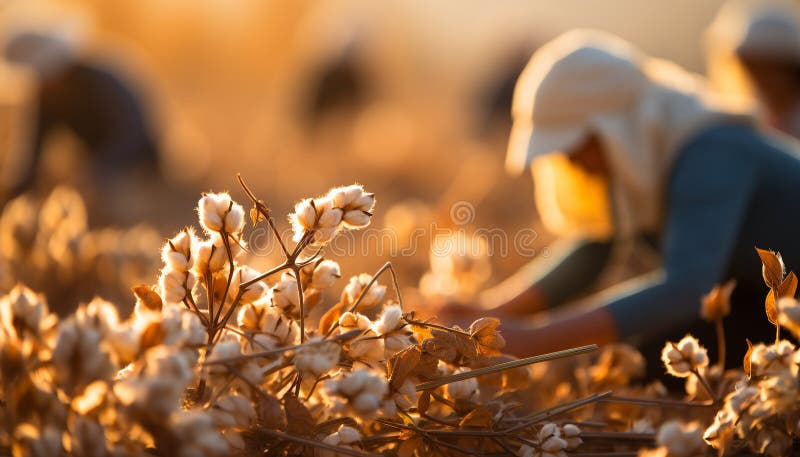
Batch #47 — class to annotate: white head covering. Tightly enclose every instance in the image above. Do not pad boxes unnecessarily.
[736,7,800,61]
[508,30,753,239]
[4,31,75,80]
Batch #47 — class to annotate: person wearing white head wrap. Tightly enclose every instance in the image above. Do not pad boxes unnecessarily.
[707,3,800,137]
[736,8,800,137]
[2,27,161,206]
[440,30,800,369]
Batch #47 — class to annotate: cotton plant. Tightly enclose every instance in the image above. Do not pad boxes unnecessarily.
[17,177,800,456]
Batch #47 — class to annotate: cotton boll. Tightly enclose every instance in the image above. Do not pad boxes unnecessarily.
[446,368,478,401]
[236,266,267,303]
[750,340,795,377]
[335,425,361,444]
[311,260,341,290]
[269,273,300,313]
[242,333,278,355]
[375,304,404,335]
[237,302,265,330]
[778,297,800,337]
[330,184,364,209]
[339,311,372,331]
[352,393,381,414]
[342,210,371,228]
[261,307,300,346]
[198,193,232,233]
[181,311,206,347]
[51,319,115,393]
[656,421,704,457]
[223,202,245,234]
[353,193,376,212]
[294,340,340,376]
[344,274,386,310]
[348,333,385,363]
[160,268,189,305]
[1,284,52,338]
[192,238,228,274]
[293,199,317,231]
[562,424,583,450]
[162,228,195,271]
[211,393,255,429]
[316,198,343,228]
[661,335,708,378]
[169,410,229,457]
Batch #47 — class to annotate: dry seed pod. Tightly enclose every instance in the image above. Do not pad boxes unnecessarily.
[700,279,735,322]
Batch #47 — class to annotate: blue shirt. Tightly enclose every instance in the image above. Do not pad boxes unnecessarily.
[533,123,800,341]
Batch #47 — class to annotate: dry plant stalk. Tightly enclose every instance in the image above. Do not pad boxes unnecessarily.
[3,178,800,457]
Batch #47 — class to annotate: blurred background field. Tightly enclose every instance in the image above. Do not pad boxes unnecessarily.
[0,0,747,311]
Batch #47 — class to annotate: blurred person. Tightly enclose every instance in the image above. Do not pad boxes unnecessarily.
[3,29,160,205]
[438,30,800,373]
[305,47,367,128]
[736,8,800,137]
[707,3,800,138]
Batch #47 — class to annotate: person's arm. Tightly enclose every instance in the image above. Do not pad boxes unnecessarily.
[497,138,758,357]
[482,237,614,316]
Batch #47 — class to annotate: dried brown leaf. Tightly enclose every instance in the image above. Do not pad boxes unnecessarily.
[283,394,315,436]
[756,248,785,289]
[131,284,162,312]
[257,393,285,430]
[411,352,440,380]
[765,290,779,325]
[777,271,798,298]
[700,280,735,322]
[420,329,477,365]
[140,321,165,351]
[249,206,264,226]
[319,302,344,335]
[398,437,422,457]
[417,391,431,414]
[469,317,506,355]
[469,317,500,338]
[743,339,753,378]
[388,346,421,391]
[304,289,322,315]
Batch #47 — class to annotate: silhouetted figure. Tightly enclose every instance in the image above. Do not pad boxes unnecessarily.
[735,10,800,138]
[5,31,160,196]
[305,49,366,128]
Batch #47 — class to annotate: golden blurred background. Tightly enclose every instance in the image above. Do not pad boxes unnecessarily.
[0,0,750,311]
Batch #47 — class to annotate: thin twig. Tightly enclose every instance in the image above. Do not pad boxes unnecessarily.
[258,429,380,457]
[416,345,598,391]
[690,368,717,403]
[237,174,290,257]
[405,317,472,337]
[600,394,715,409]
[715,319,726,370]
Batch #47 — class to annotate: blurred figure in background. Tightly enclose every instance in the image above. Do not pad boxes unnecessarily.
[440,30,800,373]
[707,3,800,138]
[736,9,800,137]
[3,28,160,207]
